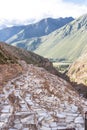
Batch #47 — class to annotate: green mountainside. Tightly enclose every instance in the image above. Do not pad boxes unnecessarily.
[34,14,87,61]
[8,14,87,62]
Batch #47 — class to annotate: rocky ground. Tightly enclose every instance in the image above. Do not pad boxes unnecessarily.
[0,64,87,130]
[0,64,22,86]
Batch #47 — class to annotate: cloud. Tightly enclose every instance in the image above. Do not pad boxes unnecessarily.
[0,0,87,22]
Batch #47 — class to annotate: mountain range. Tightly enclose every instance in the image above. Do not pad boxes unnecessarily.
[0,18,37,30]
[33,14,87,61]
[0,17,74,42]
[3,14,87,62]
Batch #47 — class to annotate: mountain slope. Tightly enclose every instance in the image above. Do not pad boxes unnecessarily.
[0,17,74,42]
[0,42,60,85]
[0,63,86,130]
[0,43,17,64]
[0,43,22,85]
[9,14,87,62]
[68,52,87,86]
[33,14,87,61]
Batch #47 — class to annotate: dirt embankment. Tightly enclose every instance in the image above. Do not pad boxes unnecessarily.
[0,63,23,86]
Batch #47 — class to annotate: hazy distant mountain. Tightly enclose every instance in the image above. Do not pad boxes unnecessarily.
[7,14,87,62]
[0,17,74,42]
[0,19,36,30]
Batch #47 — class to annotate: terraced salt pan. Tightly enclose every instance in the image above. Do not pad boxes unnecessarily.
[0,64,87,130]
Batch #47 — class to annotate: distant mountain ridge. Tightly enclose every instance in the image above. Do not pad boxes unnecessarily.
[5,14,87,62]
[0,17,74,42]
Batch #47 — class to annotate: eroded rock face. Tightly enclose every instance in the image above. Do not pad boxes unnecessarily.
[0,64,87,130]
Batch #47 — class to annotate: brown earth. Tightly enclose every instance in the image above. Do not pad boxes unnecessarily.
[0,42,60,86]
[67,52,87,97]
[0,63,23,86]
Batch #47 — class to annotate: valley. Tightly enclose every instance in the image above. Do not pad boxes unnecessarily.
[53,61,71,73]
[0,14,87,130]
[1,14,87,63]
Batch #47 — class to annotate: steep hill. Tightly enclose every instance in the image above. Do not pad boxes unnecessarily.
[0,43,22,85]
[0,17,74,42]
[0,63,86,130]
[68,52,87,86]
[0,43,17,64]
[0,42,59,85]
[9,14,87,62]
[0,42,59,75]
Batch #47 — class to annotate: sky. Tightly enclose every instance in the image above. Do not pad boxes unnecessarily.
[0,0,87,24]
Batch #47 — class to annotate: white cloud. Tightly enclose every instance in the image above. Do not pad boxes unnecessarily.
[0,0,87,22]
